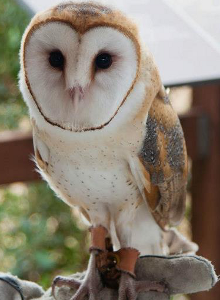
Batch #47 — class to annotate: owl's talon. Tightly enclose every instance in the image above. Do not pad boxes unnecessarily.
[52,272,102,300]
[118,272,168,300]
[136,279,168,294]
[52,250,103,300]
[52,276,81,297]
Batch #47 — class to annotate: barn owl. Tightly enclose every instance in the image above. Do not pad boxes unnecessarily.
[19,1,198,299]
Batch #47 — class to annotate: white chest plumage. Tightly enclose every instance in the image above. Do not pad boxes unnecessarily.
[35,121,142,208]
[33,118,163,255]
[49,147,140,209]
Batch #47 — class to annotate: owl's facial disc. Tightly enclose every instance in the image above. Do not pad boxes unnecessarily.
[24,21,138,131]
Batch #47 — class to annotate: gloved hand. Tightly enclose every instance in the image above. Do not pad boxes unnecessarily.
[0,255,218,300]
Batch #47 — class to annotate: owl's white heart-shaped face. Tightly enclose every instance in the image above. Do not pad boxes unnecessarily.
[22,21,138,131]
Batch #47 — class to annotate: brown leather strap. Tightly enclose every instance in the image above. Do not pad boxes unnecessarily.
[115,248,140,277]
[89,225,108,252]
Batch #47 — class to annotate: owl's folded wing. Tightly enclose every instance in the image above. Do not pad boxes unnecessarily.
[133,91,188,230]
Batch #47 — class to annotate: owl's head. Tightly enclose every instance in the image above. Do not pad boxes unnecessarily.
[20,2,160,132]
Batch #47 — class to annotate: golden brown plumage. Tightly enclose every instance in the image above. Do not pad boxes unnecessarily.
[139,90,188,230]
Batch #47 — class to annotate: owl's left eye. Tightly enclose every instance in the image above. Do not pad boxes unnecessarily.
[95,53,112,70]
[49,50,65,70]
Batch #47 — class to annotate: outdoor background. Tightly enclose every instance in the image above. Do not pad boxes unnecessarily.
[0,1,194,299]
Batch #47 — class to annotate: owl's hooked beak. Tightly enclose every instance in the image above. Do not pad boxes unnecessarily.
[68,86,84,101]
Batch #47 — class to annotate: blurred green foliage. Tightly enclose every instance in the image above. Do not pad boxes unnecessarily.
[0,0,88,289]
[0,183,88,288]
[0,0,29,130]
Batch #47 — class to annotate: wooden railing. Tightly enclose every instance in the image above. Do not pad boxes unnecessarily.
[0,108,209,185]
[0,130,39,184]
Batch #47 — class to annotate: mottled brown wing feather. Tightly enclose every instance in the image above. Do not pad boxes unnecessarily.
[139,89,188,229]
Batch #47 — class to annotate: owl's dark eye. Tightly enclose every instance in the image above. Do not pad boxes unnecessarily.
[49,50,64,70]
[95,53,112,70]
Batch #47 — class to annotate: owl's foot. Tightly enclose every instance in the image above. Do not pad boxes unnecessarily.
[52,250,103,300]
[116,247,168,300]
[118,272,168,300]
[52,226,108,300]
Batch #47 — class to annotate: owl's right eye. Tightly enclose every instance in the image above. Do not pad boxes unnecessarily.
[49,50,65,70]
